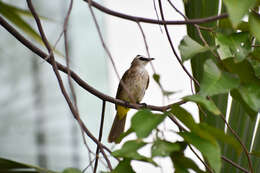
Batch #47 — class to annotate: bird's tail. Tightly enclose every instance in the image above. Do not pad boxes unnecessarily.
[108,112,127,143]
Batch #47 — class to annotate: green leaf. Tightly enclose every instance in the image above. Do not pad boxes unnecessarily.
[0,157,57,173]
[169,104,197,130]
[223,0,257,26]
[216,32,251,62]
[111,159,135,173]
[153,73,160,84]
[0,3,43,44]
[249,12,260,42]
[0,1,49,20]
[131,109,166,138]
[112,140,157,166]
[151,140,181,157]
[238,83,260,113]
[115,128,134,143]
[223,58,259,83]
[179,132,221,173]
[169,104,216,144]
[63,168,81,173]
[199,123,242,154]
[199,59,240,96]
[170,152,206,173]
[179,36,209,62]
[0,2,63,57]
[237,21,250,32]
[183,95,221,115]
[230,89,257,119]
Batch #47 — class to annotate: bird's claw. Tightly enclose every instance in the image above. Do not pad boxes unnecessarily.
[124,101,130,108]
[139,102,148,108]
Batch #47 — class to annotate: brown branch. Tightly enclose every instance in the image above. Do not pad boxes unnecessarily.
[167,113,214,172]
[94,101,106,173]
[82,0,228,25]
[221,156,250,173]
[0,16,187,113]
[157,0,200,87]
[218,112,254,173]
[26,0,113,170]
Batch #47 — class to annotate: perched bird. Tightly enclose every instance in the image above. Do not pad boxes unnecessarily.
[108,55,154,143]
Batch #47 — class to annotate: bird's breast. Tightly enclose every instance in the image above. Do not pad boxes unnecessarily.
[118,67,149,103]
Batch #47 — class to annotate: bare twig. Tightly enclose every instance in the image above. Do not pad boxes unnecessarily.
[218,112,254,173]
[136,22,156,73]
[221,156,250,173]
[26,1,113,170]
[0,16,186,112]
[82,0,228,25]
[157,0,200,87]
[94,101,107,173]
[87,0,137,106]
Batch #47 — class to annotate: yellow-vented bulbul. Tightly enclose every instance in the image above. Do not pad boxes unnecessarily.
[108,55,154,143]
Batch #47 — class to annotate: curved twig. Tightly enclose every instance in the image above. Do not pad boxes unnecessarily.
[26,1,113,170]
[82,0,228,25]
[0,15,185,112]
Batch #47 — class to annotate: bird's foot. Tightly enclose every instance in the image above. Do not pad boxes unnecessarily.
[124,101,130,108]
[139,102,148,108]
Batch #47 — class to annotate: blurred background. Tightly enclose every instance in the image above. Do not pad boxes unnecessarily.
[0,0,199,172]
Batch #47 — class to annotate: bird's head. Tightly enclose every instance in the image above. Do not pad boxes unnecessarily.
[131,55,154,67]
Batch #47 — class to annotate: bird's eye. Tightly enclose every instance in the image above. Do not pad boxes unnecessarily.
[139,57,148,61]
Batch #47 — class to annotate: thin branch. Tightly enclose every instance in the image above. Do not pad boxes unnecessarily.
[26,1,113,170]
[87,0,137,106]
[136,22,156,73]
[221,156,250,173]
[165,1,253,172]
[82,0,228,25]
[0,16,186,113]
[218,112,254,173]
[167,113,214,172]
[94,101,107,173]
[157,0,200,87]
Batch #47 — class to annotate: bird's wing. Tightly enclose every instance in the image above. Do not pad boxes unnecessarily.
[146,75,149,89]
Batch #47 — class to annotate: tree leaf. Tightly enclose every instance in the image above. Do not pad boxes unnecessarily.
[131,109,166,138]
[0,3,43,44]
[178,132,221,173]
[223,0,257,26]
[0,1,49,20]
[230,89,257,119]
[151,140,181,157]
[183,95,221,115]
[215,32,251,62]
[169,104,217,144]
[0,157,57,173]
[170,152,206,173]
[63,168,82,173]
[238,83,260,113]
[249,12,260,42]
[223,58,259,83]
[110,159,136,173]
[199,123,242,154]
[179,36,209,62]
[112,140,157,166]
[199,59,240,96]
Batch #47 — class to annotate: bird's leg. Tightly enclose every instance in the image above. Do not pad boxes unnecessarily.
[124,101,130,108]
